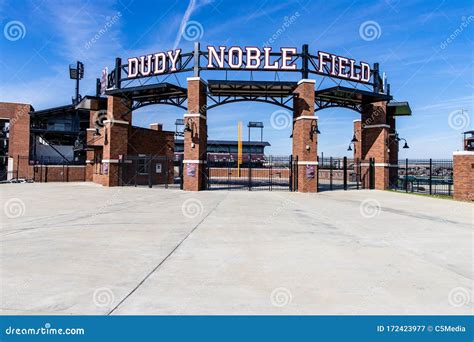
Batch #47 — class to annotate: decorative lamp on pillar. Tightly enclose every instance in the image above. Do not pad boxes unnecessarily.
[184,118,194,135]
[385,132,409,150]
[347,134,358,151]
[310,121,321,138]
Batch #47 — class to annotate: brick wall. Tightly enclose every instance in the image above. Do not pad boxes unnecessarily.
[31,165,86,182]
[128,126,174,156]
[453,152,474,201]
[0,102,32,179]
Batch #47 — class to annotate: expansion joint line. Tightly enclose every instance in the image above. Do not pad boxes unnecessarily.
[107,195,226,315]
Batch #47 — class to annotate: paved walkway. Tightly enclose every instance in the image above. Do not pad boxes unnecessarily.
[0,183,472,314]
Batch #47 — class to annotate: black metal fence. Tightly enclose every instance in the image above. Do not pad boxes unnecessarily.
[391,159,453,196]
[318,157,373,191]
[207,154,292,191]
[118,155,182,189]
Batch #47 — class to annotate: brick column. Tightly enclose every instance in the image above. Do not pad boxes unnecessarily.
[387,116,398,188]
[0,103,32,180]
[453,151,474,201]
[183,77,207,191]
[292,79,317,192]
[101,119,129,186]
[98,95,132,187]
[361,101,389,190]
[353,119,362,160]
[107,95,132,123]
[85,128,96,181]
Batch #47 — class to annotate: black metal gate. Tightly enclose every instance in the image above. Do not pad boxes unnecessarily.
[317,157,375,191]
[206,154,293,191]
[118,154,183,189]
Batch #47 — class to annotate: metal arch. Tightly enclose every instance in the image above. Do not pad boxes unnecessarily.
[314,101,363,114]
[207,95,295,111]
[132,97,188,111]
[116,97,187,120]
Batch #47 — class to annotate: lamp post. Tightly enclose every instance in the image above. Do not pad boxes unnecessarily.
[69,61,84,104]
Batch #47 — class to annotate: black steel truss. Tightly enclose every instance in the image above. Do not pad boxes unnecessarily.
[206,80,296,110]
[314,100,363,113]
[132,96,187,111]
[207,95,294,111]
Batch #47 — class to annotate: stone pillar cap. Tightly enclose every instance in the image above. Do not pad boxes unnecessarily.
[187,77,207,85]
[103,119,130,125]
[453,151,474,155]
[297,79,316,85]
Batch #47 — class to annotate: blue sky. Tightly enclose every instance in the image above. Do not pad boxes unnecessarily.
[0,0,473,158]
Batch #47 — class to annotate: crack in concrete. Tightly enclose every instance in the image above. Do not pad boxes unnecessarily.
[106,193,227,315]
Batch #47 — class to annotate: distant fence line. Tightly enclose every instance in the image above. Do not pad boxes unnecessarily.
[1,156,455,198]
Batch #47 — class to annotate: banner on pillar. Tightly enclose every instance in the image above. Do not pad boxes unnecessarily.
[186,163,196,177]
[103,162,109,175]
[306,164,315,179]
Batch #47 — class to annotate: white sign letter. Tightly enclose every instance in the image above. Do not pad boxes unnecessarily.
[153,52,166,74]
[207,46,226,68]
[263,47,278,69]
[281,47,297,70]
[228,46,243,68]
[139,54,153,76]
[167,49,181,72]
[360,62,371,82]
[245,47,261,69]
[128,57,139,78]
[318,51,330,74]
[337,56,349,78]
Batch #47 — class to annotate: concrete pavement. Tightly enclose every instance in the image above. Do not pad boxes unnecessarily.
[0,183,472,315]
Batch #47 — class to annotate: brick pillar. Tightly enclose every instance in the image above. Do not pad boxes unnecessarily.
[361,101,389,190]
[183,77,207,191]
[97,95,132,187]
[107,95,132,123]
[85,128,96,181]
[1,103,32,179]
[149,123,163,131]
[101,120,129,186]
[353,119,362,160]
[453,151,474,201]
[387,116,398,188]
[292,79,317,192]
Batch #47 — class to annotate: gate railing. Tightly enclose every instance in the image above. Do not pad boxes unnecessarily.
[318,157,358,191]
[206,154,293,191]
[390,158,453,196]
[118,154,182,189]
